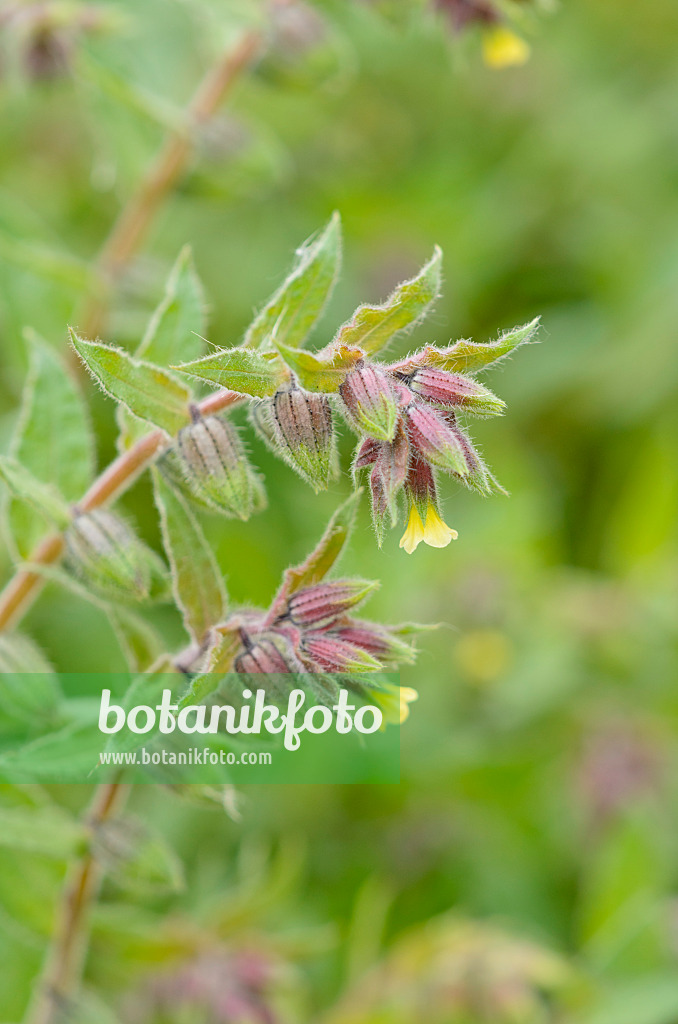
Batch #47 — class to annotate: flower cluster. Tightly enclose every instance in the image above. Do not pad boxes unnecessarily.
[434,0,532,70]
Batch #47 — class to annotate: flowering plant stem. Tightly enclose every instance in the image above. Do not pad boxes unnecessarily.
[25,780,129,1024]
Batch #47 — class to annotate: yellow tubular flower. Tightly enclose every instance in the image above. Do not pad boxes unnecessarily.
[398,686,419,723]
[423,504,458,549]
[399,505,425,554]
[482,26,531,70]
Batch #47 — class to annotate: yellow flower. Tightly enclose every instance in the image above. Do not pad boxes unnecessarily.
[399,505,425,553]
[423,504,458,548]
[369,684,419,725]
[400,503,458,553]
[482,26,531,70]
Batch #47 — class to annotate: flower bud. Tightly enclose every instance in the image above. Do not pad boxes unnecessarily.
[64,510,168,602]
[301,633,382,673]
[406,404,469,476]
[339,366,399,441]
[410,367,505,416]
[234,633,305,674]
[271,386,336,492]
[287,580,378,629]
[332,622,417,667]
[175,414,262,520]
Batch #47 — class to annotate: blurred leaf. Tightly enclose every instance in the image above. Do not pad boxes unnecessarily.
[0,643,62,734]
[584,975,678,1024]
[173,346,289,397]
[334,245,441,357]
[0,230,95,291]
[109,608,164,673]
[0,805,85,860]
[103,669,177,758]
[275,341,363,393]
[137,245,207,366]
[0,456,70,528]
[69,331,191,435]
[0,720,101,782]
[7,331,95,559]
[153,470,227,643]
[96,815,184,896]
[0,633,54,674]
[243,211,341,350]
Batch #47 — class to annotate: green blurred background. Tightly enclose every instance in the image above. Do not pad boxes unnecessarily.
[1,0,678,1020]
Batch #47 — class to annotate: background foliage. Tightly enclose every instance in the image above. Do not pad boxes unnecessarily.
[1,0,678,1020]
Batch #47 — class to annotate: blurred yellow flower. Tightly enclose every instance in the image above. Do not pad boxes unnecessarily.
[370,684,419,725]
[482,26,531,69]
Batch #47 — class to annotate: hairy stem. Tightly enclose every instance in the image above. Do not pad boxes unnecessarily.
[26,781,129,1024]
[81,29,263,338]
[0,388,240,632]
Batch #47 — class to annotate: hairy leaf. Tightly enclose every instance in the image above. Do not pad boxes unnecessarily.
[244,211,341,350]
[275,341,363,393]
[0,805,85,860]
[7,331,95,558]
[137,246,207,365]
[391,318,541,375]
[109,608,164,673]
[96,816,184,896]
[173,347,289,397]
[70,331,191,435]
[153,470,228,643]
[0,456,71,528]
[334,246,442,357]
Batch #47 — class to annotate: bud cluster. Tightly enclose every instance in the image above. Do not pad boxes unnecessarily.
[345,360,505,553]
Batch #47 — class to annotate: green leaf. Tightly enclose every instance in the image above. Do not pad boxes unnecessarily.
[0,804,85,859]
[334,246,442,357]
[275,341,363,393]
[109,608,164,673]
[173,346,289,398]
[96,816,184,896]
[0,634,62,733]
[0,633,54,674]
[137,246,207,365]
[393,317,541,376]
[0,456,70,528]
[153,470,228,643]
[7,331,95,558]
[270,491,362,615]
[0,721,102,782]
[69,331,191,435]
[244,211,341,350]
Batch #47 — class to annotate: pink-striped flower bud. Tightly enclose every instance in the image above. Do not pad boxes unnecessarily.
[301,633,382,673]
[270,386,336,492]
[175,414,263,519]
[339,365,399,441]
[410,367,505,416]
[234,633,305,674]
[363,422,409,544]
[287,580,378,628]
[332,622,417,667]
[406,404,470,476]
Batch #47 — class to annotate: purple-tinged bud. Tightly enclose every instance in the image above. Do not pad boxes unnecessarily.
[410,367,505,416]
[287,580,378,628]
[301,633,383,673]
[365,421,410,543]
[353,436,381,470]
[175,414,263,519]
[406,404,469,476]
[270,386,336,492]
[404,453,437,518]
[64,510,168,603]
[339,365,399,441]
[234,633,306,674]
[332,622,417,667]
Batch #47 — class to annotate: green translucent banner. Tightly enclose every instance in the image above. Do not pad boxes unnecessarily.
[0,672,402,783]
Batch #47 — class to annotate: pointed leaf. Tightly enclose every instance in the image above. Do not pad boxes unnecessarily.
[244,212,341,350]
[0,456,70,528]
[70,331,191,435]
[109,609,164,673]
[97,816,184,896]
[173,347,289,397]
[334,246,442,357]
[0,805,85,859]
[7,331,95,558]
[276,341,363,393]
[137,246,207,365]
[153,470,227,643]
[391,318,541,376]
[270,491,362,617]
